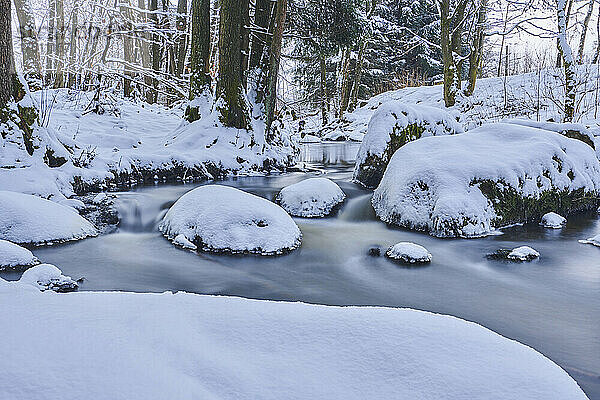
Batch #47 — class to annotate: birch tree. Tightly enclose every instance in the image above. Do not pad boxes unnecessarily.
[557,0,576,121]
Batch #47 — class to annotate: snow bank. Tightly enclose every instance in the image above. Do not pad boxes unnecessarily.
[373,123,600,238]
[0,240,38,270]
[18,264,78,292]
[353,101,462,188]
[508,246,540,261]
[579,234,600,247]
[0,283,588,400]
[0,191,97,245]
[385,242,432,264]
[540,212,567,229]
[276,178,346,217]
[159,185,301,255]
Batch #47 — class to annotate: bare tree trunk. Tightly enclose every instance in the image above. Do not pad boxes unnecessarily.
[13,0,42,88]
[558,0,576,122]
[348,0,375,112]
[0,0,16,107]
[264,0,286,139]
[46,0,56,84]
[54,0,66,87]
[319,53,327,125]
[249,0,271,71]
[440,0,456,107]
[185,0,211,121]
[67,3,78,88]
[240,0,249,88]
[465,0,487,96]
[577,0,594,63]
[594,13,600,64]
[147,0,160,103]
[497,3,509,77]
[175,0,187,77]
[215,0,250,129]
[337,46,351,117]
[137,0,152,99]
[556,0,573,68]
[120,0,134,96]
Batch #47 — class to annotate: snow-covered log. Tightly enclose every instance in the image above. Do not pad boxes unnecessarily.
[372,123,600,238]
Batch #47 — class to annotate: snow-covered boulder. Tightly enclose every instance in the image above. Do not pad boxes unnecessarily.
[540,212,567,229]
[579,233,600,247]
[373,123,600,238]
[508,246,540,261]
[18,264,78,292]
[503,119,595,149]
[0,285,589,399]
[276,178,346,217]
[159,185,302,255]
[385,242,432,264]
[92,192,110,204]
[353,101,463,188]
[0,191,98,245]
[0,240,38,270]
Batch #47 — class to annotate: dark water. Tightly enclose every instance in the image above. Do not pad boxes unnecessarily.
[4,142,600,398]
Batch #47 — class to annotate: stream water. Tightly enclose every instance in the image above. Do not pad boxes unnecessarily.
[3,142,600,398]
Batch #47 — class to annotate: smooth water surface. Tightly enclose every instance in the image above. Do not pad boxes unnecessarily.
[4,142,600,398]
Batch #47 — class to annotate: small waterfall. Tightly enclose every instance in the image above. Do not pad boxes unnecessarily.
[114,193,170,232]
[338,194,376,222]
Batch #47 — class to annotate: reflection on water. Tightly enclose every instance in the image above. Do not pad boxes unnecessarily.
[4,142,600,399]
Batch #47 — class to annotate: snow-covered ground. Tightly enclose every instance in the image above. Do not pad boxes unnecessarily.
[0,277,589,400]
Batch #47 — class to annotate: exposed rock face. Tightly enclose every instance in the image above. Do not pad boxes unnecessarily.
[353,101,462,189]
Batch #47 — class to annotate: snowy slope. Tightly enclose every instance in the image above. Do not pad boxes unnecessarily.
[0,280,588,400]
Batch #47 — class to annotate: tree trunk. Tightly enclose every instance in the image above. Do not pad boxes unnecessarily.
[137,0,153,99]
[67,3,78,88]
[577,0,594,63]
[0,0,16,107]
[557,0,576,122]
[264,0,286,139]
[120,0,134,96]
[593,13,600,64]
[54,0,65,87]
[13,0,42,88]
[46,0,56,84]
[148,0,159,103]
[348,0,376,112]
[249,0,271,70]
[319,53,327,126]
[556,0,573,68]
[185,0,211,121]
[337,46,351,117]
[440,0,456,107]
[175,0,187,77]
[215,0,250,129]
[240,0,250,87]
[465,0,486,96]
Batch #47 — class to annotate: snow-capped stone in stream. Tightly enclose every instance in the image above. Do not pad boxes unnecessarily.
[276,178,346,217]
[385,242,432,264]
[507,246,540,261]
[18,264,78,292]
[579,233,600,247]
[353,101,463,188]
[92,192,110,204]
[540,212,567,229]
[0,191,98,245]
[0,282,589,400]
[159,185,302,255]
[372,123,600,238]
[0,240,39,270]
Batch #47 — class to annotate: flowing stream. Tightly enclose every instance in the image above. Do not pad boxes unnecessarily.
[3,142,600,398]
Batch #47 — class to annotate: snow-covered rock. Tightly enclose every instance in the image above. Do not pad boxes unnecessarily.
[18,264,78,292]
[173,234,197,250]
[276,178,346,217]
[353,101,463,188]
[0,240,38,270]
[503,119,595,149]
[385,242,432,264]
[0,283,589,400]
[372,123,600,238]
[540,212,567,229]
[579,233,600,247]
[92,192,110,204]
[0,191,98,245]
[507,246,540,261]
[159,185,302,255]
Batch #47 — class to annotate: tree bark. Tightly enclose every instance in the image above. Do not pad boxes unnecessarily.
[185,0,211,121]
[0,0,16,107]
[264,0,286,139]
[13,0,42,88]
[175,0,187,77]
[577,0,594,63]
[440,0,456,107]
[348,0,376,112]
[46,0,56,84]
[557,0,576,122]
[67,3,78,88]
[319,53,328,126]
[240,0,250,87]
[148,0,159,103]
[120,0,134,96]
[54,0,66,87]
[337,46,351,117]
[215,0,250,129]
[465,0,486,96]
[249,0,271,70]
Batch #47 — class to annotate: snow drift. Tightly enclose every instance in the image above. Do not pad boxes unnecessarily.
[0,191,98,245]
[353,101,463,188]
[276,177,346,217]
[159,185,301,255]
[372,123,600,238]
[0,279,589,400]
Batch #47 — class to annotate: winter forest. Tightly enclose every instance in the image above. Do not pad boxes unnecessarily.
[1,0,600,398]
